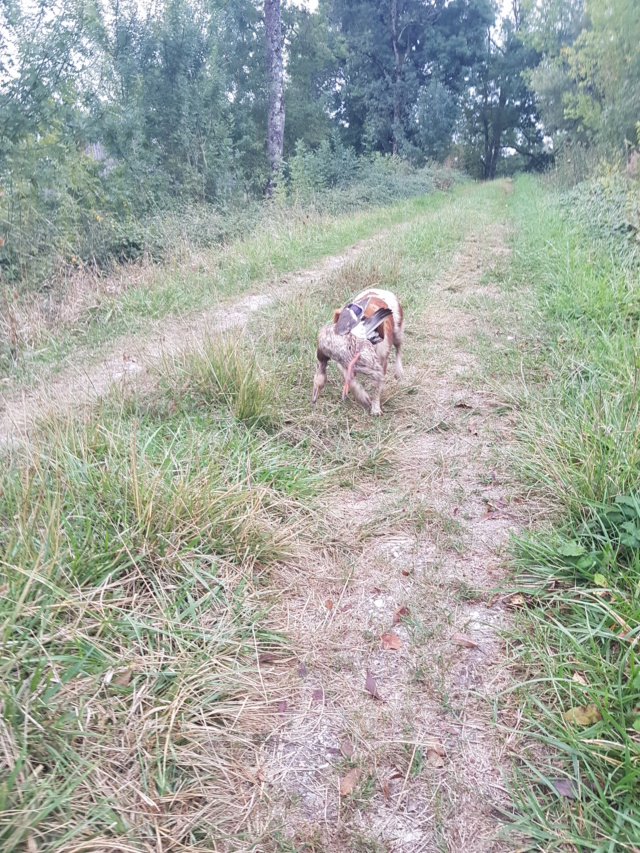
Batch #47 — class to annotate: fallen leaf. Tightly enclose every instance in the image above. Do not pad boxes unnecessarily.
[455,401,473,409]
[341,738,354,758]
[381,632,403,650]
[312,687,325,703]
[277,700,287,714]
[325,599,334,610]
[382,780,391,801]
[365,670,382,700]
[258,653,276,664]
[487,593,501,608]
[341,603,353,612]
[393,605,410,625]
[507,593,525,608]
[339,767,360,796]
[563,703,602,726]
[298,664,307,677]
[452,632,477,648]
[401,568,412,576]
[453,506,459,516]
[572,672,588,686]
[428,741,446,756]
[550,778,579,799]
[326,746,342,756]
[426,748,445,767]
[113,668,133,686]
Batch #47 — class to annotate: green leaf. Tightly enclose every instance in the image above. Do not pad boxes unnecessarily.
[614,495,640,510]
[593,573,607,587]
[633,718,640,732]
[557,541,585,557]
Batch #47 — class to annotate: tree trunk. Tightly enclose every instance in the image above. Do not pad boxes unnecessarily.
[488,89,506,179]
[265,0,285,194]
[390,0,401,156]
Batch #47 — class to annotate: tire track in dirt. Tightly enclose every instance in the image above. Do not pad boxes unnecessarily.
[260,221,525,851]
[0,239,377,447]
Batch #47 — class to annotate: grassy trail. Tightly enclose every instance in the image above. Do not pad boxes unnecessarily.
[1,180,532,851]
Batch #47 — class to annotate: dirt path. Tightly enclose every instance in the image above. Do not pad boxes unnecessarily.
[0,241,370,446]
[259,224,524,851]
[2,188,528,850]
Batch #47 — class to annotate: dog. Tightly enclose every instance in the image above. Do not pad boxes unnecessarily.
[311,288,404,415]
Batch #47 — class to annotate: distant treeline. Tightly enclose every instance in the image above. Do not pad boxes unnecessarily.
[0,0,637,286]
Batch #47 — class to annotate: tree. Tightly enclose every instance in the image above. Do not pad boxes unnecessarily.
[463,20,544,179]
[283,5,345,156]
[327,0,494,160]
[264,0,285,192]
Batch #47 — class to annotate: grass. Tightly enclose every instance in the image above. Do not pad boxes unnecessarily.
[1,182,461,389]
[0,176,496,851]
[0,177,518,850]
[495,174,640,850]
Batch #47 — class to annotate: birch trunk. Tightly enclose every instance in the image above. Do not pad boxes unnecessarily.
[265,0,285,194]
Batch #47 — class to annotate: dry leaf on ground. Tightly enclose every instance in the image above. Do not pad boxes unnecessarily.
[381,632,403,650]
[325,599,333,610]
[339,767,360,796]
[572,672,588,686]
[113,668,133,686]
[365,670,382,700]
[551,779,579,799]
[563,703,602,726]
[507,593,525,608]
[341,738,354,758]
[392,605,410,625]
[426,748,446,767]
[452,632,477,648]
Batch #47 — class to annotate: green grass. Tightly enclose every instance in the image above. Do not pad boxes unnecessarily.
[497,175,640,850]
[0,178,515,850]
[3,184,461,389]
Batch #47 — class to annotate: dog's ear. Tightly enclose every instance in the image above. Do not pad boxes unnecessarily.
[333,309,341,325]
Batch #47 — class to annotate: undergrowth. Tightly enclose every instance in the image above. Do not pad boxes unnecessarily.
[501,174,640,850]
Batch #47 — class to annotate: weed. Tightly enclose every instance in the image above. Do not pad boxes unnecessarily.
[498,175,640,849]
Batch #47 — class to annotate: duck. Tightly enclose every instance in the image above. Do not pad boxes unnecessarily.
[334,298,393,400]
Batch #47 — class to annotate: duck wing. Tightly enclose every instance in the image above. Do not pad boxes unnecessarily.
[362,307,392,341]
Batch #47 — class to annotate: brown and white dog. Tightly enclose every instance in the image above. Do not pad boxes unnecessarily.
[311,288,404,415]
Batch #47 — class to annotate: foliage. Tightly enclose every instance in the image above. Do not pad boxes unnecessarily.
[523,0,640,160]
[462,22,545,179]
[502,175,640,848]
[327,0,495,158]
